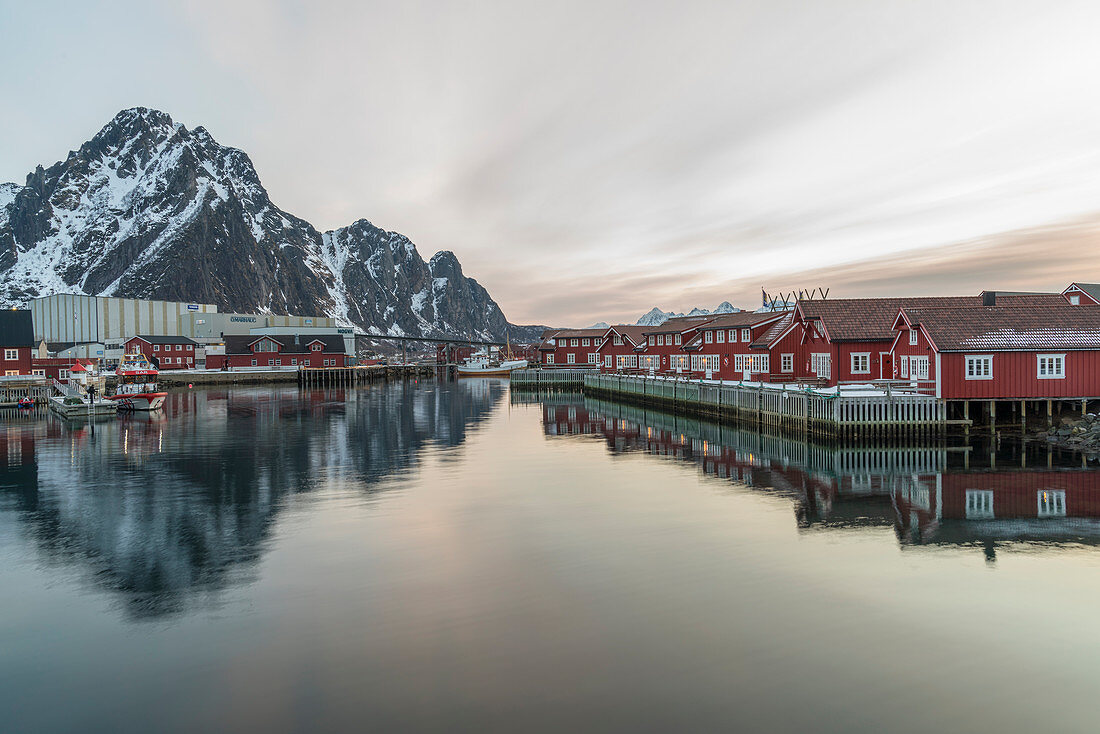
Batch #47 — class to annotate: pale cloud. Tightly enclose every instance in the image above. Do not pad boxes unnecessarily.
[4,0,1100,326]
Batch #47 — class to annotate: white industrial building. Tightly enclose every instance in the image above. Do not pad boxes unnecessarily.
[31,294,336,346]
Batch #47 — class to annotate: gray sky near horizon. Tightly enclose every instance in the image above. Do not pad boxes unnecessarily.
[4,0,1100,326]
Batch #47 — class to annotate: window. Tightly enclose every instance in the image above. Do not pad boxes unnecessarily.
[546,354,554,364]
[613,335,622,346]
[604,355,612,367]
[674,334,681,345]
[255,339,278,352]
[582,338,590,347]
[965,490,994,519]
[570,338,578,347]
[1069,295,1081,305]
[31,369,44,376]
[716,330,724,343]
[274,359,281,366]
[911,356,929,380]
[311,343,322,351]
[1038,490,1066,517]
[657,335,664,346]
[3,349,17,360]
[909,329,918,345]
[900,355,909,378]
[593,338,601,348]
[59,369,70,380]
[4,370,17,376]
[734,354,744,372]
[268,359,275,366]
[690,354,720,373]
[781,353,793,373]
[251,359,257,366]
[153,344,160,352]
[747,354,769,374]
[648,335,655,346]
[741,328,751,342]
[638,355,659,370]
[186,356,192,363]
[728,330,736,342]
[616,354,638,369]
[291,358,297,366]
[670,355,688,371]
[567,353,576,364]
[588,353,598,364]
[176,344,181,351]
[965,355,992,380]
[811,353,831,379]
[1037,354,1065,379]
[851,353,870,374]
[705,331,713,344]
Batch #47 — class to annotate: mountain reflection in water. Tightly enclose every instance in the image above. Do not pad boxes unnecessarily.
[532,393,1100,561]
[0,381,505,619]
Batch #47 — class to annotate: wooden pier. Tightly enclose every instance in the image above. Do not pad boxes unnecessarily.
[583,374,945,438]
[0,377,56,407]
[297,364,436,388]
[511,368,596,390]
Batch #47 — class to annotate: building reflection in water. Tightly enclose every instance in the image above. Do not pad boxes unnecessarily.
[0,380,504,620]
[529,393,1100,562]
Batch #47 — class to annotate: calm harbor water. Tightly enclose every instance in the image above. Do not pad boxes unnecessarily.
[2,379,1100,733]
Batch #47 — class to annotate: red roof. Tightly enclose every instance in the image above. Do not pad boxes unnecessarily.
[798,295,1066,342]
[900,304,1100,352]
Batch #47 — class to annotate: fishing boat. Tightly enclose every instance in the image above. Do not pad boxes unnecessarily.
[107,352,167,411]
[455,356,529,377]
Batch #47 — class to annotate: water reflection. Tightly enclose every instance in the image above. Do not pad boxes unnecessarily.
[530,393,1100,560]
[0,380,504,619]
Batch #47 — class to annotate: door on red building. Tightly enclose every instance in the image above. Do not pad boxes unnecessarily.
[879,352,893,380]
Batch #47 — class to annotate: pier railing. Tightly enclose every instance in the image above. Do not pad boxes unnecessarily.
[583,374,945,437]
[511,369,595,389]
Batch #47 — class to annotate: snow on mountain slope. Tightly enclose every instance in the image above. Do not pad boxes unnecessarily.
[634,301,742,326]
[0,107,528,340]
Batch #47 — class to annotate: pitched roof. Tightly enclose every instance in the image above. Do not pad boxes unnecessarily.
[694,310,788,331]
[131,334,199,345]
[550,328,608,339]
[224,334,346,355]
[604,324,651,347]
[798,295,1065,342]
[901,305,1100,352]
[0,310,34,348]
[641,315,716,334]
[751,311,795,348]
[1065,283,1100,303]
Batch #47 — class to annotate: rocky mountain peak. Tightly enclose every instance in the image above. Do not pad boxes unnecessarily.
[0,107,532,341]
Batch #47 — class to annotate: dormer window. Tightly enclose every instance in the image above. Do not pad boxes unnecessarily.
[1070,295,1081,305]
[311,343,323,352]
[254,338,279,353]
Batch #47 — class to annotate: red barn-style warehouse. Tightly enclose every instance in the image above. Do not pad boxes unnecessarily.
[0,310,35,376]
[538,328,605,367]
[892,302,1100,403]
[218,334,349,369]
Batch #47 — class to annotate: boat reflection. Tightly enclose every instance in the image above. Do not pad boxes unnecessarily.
[532,393,1100,559]
[0,380,505,619]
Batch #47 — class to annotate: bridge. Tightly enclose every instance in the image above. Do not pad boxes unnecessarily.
[356,332,507,347]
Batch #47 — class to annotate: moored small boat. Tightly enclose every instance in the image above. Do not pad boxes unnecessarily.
[48,394,118,418]
[456,358,528,377]
[107,352,167,411]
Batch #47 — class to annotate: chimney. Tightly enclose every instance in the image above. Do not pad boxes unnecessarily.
[982,291,996,306]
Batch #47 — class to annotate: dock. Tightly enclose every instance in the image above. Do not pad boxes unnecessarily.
[582,374,945,438]
[510,368,596,390]
[297,364,436,387]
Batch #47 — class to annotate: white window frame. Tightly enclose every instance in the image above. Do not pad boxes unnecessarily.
[909,329,918,346]
[705,331,713,344]
[3,348,17,360]
[1037,354,1065,379]
[911,356,929,380]
[656,335,663,346]
[965,354,993,380]
[728,330,736,342]
[613,335,622,346]
[250,359,257,366]
[4,370,17,376]
[567,353,576,364]
[570,338,578,347]
[900,355,909,378]
[811,353,831,379]
[781,353,793,373]
[669,354,688,371]
[850,352,871,375]
[31,369,44,376]
[604,355,612,367]
[741,328,751,343]
[1038,489,1066,517]
[546,354,554,364]
[965,489,994,519]
[674,334,681,345]
[588,353,598,364]
[715,330,724,344]
[581,338,590,347]
[1069,294,1081,305]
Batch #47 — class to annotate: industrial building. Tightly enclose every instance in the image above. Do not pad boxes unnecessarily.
[30,294,335,345]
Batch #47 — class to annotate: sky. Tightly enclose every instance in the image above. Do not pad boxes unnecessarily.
[3,0,1100,327]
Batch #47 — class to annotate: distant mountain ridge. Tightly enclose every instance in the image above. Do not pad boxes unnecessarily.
[0,107,540,341]
[634,301,739,326]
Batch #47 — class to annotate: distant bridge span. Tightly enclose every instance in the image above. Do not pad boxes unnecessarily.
[356,332,508,347]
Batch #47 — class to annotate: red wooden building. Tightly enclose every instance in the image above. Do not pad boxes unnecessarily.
[214,334,349,369]
[639,315,715,374]
[0,310,35,376]
[538,328,606,367]
[596,325,650,371]
[681,311,789,380]
[1061,283,1100,306]
[890,302,1100,400]
[124,335,198,370]
[31,357,96,380]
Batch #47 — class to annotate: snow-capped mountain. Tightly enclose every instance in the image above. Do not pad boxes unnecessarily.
[0,107,532,340]
[634,301,740,326]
